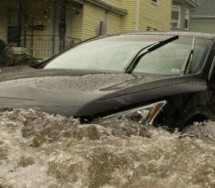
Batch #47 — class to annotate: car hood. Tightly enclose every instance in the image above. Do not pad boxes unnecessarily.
[0,66,206,117]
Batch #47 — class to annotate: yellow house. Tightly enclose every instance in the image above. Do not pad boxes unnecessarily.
[0,0,171,59]
[82,0,172,39]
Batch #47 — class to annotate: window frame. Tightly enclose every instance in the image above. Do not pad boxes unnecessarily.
[184,9,190,30]
[171,5,181,29]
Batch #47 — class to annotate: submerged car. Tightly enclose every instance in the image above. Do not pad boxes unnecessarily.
[0,32,215,130]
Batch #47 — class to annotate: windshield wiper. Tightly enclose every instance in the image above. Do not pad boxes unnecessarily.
[124,35,179,73]
[181,37,196,74]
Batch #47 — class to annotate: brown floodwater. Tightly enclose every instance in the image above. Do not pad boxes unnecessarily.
[1,109,215,188]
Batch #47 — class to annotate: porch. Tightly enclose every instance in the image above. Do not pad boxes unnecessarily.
[20,35,81,59]
[1,0,83,59]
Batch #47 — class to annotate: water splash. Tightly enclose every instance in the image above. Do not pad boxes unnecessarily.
[0,109,215,188]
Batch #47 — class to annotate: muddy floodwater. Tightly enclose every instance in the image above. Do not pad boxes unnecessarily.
[1,109,215,188]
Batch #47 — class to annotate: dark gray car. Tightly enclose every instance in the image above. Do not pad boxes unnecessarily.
[0,32,215,130]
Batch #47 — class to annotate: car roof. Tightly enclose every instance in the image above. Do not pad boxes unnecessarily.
[114,31,215,40]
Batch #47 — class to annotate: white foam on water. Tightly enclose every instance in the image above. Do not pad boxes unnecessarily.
[1,109,215,188]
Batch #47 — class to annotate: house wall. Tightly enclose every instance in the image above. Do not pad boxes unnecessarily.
[103,0,123,7]
[121,0,171,32]
[82,2,123,40]
[104,0,125,34]
[138,0,171,31]
[190,19,215,34]
[70,8,83,40]
[121,0,137,31]
[82,2,107,40]
[106,12,122,34]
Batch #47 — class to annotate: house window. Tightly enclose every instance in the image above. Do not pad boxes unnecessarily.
[184,9,190,30]
[171,5,181,29]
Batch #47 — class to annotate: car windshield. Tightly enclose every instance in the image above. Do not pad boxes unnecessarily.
[44,35,212,75]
